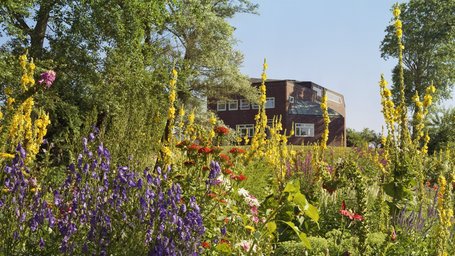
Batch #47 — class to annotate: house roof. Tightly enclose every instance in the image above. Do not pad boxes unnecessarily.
[249,78,343,98]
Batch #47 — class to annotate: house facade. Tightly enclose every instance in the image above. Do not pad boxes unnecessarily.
[208,79,346,146]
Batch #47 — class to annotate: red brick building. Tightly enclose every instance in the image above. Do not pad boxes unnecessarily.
[208,79,346,146]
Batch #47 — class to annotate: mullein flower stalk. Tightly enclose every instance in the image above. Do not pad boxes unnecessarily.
[436,176,454,256]
[249,59,269,155]
[393,4,411,148]
[320,90,330,154]
[159,69,178,166]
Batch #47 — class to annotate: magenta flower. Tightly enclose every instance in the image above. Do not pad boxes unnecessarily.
[38,70,56,88]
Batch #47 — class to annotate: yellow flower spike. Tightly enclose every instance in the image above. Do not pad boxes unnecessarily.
[0,153,15,159]
[209,113,217,125]
[394,20,402,29]
[178,105,185,117]
[393,6,401,17]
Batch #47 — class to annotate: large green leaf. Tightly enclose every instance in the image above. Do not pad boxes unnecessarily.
[293,192,319,223]
[280,221,311,249]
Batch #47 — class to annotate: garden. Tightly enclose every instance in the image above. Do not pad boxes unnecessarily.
[0,1,454,256]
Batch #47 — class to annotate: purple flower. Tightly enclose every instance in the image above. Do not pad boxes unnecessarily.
[38,70,56,88]
[39,237,45,249]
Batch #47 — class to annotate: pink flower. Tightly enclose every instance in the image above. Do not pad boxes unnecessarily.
[38,70,56,88]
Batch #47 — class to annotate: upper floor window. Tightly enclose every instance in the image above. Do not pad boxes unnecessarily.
[251,102,259,109]
[295,123,314,137]
[228,100,238,110]
[240,99,250,110]
[265,97,275,109]
[217,100,226,111]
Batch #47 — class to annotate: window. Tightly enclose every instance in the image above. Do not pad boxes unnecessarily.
[217,100,226,111]
[265,97,275,109]
[251,102,259,109]
[295,123,314,137]
[327,91,343,103]
[288,96,294,103]
[237,124,254,137]
[240,99,250,110]
[228,100,238,110]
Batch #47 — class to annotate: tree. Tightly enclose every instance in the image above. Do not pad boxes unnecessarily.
[346,128,381,148]
[0,0,258,167]
[380,0,455,112]
[427,107,455,154]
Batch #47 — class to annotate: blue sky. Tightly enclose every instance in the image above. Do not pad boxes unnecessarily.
[230,0,454,132]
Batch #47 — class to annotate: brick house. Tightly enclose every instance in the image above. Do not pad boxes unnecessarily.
[208,79,346,146]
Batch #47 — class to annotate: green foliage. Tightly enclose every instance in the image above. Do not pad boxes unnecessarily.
[346,128,381,148]
[427,107,455,153]
[380,0,455,110]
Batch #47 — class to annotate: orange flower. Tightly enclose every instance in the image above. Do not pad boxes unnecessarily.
[214,126,229,135]
[198,147,213,154]
[188,144,201,152]
[202,241,211,248]
[223,169,233,175]
[232,174,247,181]
[229,147,246,155]
[218,153,230,162]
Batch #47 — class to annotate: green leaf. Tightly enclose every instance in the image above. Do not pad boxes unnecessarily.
[284,180,300,193]
[304,203,319,223]
[280,221,311,249]
[216,243,232,253]
[293,192,319,223]
[266,221,277,233]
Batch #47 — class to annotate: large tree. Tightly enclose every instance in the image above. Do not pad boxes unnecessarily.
[0,0,258,167]
[380,0,455,112]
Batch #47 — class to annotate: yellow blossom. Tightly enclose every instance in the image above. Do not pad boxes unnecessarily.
[393,6,401,17]
[0,153,15,159]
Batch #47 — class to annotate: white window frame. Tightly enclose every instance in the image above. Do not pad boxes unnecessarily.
[217,100,227,111]
[240,99,250,110]
[237,124,254,137]
[295,123,314,137]
[265,97,275,109]
[228,100,238,111]
[251,102,259,109]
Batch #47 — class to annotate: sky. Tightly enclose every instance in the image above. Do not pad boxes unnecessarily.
[229,0,454,132]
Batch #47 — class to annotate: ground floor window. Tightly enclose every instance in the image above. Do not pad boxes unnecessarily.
[295,123,314,137]
[236,124,254,137]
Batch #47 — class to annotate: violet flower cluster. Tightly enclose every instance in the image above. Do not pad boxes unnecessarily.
[1,131,205,255]
[0,144,53,254]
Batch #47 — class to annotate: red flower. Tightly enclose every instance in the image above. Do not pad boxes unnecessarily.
[339,200,363,221]
[223,169,233,175]
[202,241,211,249]
[188,144,201,152]
[352,213,364,221]
[229,147,246,155]
[233,174,247,181]
[198,147,213,154]
[218,153,230,162]
[207,193,217,198]
[214,126,230,135]
[202,166,210,171]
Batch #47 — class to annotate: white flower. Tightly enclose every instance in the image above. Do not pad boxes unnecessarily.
[244,195,260,207]
[238,188,250,197]
[236,240,252,252]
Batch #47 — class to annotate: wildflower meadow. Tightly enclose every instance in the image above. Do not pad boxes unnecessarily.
[0,4,454,256]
